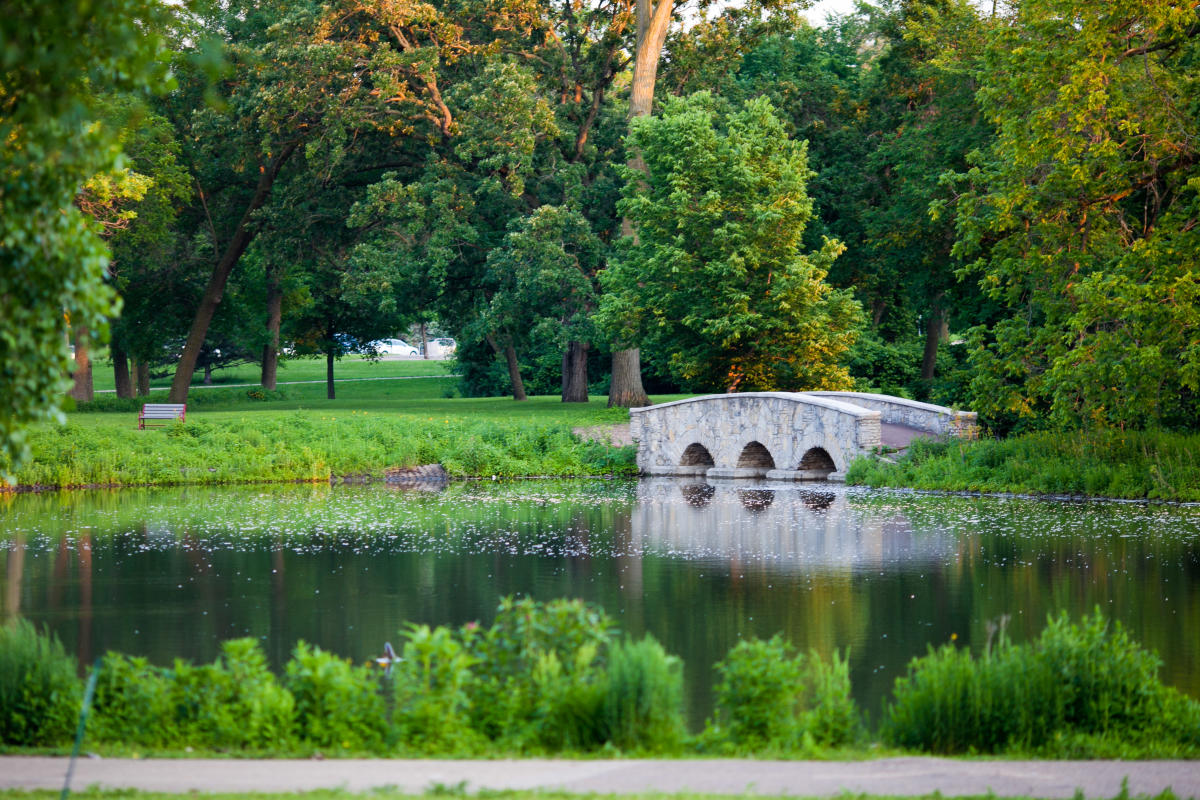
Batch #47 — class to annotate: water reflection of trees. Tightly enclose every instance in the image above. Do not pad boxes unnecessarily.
[0,481,1197,720]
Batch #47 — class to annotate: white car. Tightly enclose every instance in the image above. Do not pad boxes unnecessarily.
[369,338,420,356]
[427,337,457,358]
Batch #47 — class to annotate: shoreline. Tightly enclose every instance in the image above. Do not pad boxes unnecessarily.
[4,472,1199,508]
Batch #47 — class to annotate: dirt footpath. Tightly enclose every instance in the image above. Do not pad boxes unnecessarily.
[3,757,1198,797]
[573,423,634,447]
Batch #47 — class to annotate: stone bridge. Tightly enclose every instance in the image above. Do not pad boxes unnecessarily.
[629,391,977,482]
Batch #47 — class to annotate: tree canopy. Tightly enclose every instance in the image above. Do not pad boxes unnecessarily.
[6,0,1200,449]
[0,0,177,479]
[600,93,862,391]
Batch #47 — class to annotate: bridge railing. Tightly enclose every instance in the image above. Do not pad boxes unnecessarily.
[803,392,978,439]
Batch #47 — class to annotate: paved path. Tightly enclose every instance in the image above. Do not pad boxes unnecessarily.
[3,757,1198,797]
[880,422,937,450]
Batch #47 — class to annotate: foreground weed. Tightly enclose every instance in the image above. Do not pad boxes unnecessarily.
[0,621,80,747]
[883,609,1200,756]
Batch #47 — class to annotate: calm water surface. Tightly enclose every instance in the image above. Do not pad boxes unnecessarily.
[2,479,1197,725]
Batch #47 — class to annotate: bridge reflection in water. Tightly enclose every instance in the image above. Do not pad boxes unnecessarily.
[631,478,953,571]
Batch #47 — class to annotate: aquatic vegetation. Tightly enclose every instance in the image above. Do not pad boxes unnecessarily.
[465,597,615,751]
[393,625,480,754]
[89,652,174,747]
[169,638,296,751]
[2,605,1197,758]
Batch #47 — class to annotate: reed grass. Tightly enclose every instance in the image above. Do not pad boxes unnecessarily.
[0,621,80,747]
[601,635,686,753]
[882,611,1200,757]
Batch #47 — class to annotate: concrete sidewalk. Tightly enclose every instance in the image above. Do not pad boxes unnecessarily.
[3,757,1198,797]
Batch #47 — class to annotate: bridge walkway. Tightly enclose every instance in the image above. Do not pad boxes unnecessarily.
[880,422,937,451]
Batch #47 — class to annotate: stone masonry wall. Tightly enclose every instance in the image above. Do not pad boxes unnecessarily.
[630,392,881,477]
[804,392,979,439]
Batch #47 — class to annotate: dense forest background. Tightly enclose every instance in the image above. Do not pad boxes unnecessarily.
[4,0,1199,472]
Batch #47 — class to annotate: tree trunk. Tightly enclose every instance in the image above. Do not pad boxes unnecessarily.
[419,322,429,359]
[326,350,336,400]
[503,342,527,401]
[135,360,150,396]
[487,333,527,401]
[562,340,590,402]
[112,344,133,399]
[261,270,282,391]
[69,328,93,404]
[921,305,948,381]
[168,141,299,403]
[629,0,674,120]
[607,0,670,409]
[609,349,648,408]
[203,363,213,385]
[871,299,886,328]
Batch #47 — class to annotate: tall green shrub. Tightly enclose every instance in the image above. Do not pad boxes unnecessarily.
[796,648,862,747]
[170,638,295,751]
[0,620,80,746]
[706,636,860,752]
[707,636,801,751]
[285,641,388,753]
[393,624,479,753]
[601,635,685,753]
[466,597,614,748]
[88,652,173,748]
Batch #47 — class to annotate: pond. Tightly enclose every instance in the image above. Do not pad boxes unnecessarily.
[2,479,1198,726]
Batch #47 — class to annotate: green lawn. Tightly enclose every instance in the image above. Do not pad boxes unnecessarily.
[9,363,688,487]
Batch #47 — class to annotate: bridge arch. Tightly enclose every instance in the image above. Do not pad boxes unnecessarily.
[796,446,837,479]
[680,443,715,467]
[736,441,776,473]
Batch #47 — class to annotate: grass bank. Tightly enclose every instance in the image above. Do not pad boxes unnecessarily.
[7,401,635,489]
[846,429,1200,502]
[7,361,662,488]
